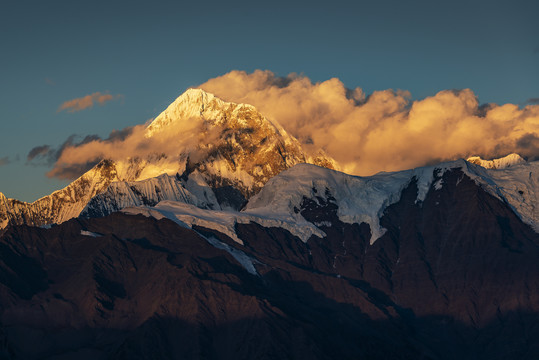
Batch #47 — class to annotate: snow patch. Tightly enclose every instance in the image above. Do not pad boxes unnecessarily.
[122,199,325,245]
[123,203,259,275]
[183,171,221,210]
[80,230,102,237]
[202,235,258,275]
[467,153,525,169]
[434,179,443,190]
[314,221,332,227]
[482,161,539,233]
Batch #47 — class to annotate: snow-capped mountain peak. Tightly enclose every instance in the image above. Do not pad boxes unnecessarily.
[140,88,338,200]
[0,89,337,229]
[145,88,219,137]
[145,88,283,138]
[466,153,525,169]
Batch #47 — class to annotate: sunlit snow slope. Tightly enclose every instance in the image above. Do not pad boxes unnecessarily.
[0,89,336,229]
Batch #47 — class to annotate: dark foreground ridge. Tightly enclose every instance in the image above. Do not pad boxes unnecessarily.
[1,169,539,359]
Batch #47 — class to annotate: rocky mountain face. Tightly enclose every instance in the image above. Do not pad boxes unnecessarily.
[145,89,337,198]
[80,171,226,219]
[0,160,119,229]
[1,162,539,359]
[0,89,337,229]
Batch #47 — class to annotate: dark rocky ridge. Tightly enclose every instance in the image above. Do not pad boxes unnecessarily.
[0,169,538,359]
[0,214,425,359]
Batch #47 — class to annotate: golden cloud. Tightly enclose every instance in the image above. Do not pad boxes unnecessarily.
[44,70,539,180]
[200,70,539,175]
[57,92,123,113]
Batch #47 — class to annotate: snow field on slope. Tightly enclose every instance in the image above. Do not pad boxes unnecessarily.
[123,204,262,275]
[123,159,539,246]
[122,200,325,245]
[245,160,539,244]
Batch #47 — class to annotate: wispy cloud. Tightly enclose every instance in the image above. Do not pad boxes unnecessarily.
[0,157,9,166]
[27,135,101,169]
[45,77,55,86]
[27,145,52,162]
[526,98,539,105]
[27,128,135,179]
[57,92,123,113]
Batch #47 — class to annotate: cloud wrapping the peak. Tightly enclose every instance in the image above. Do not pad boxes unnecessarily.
[39,70,539,180]
[57,92,123,113]
[200,70,539,175]
[28,131,133,178]
[44,119,205,180]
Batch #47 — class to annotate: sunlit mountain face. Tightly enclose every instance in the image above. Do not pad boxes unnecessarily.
[2,86,539,359]
[0,89,337,229]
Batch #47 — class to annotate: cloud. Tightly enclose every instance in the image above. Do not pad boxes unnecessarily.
[199,70,539,175]
[31,125,171,179]
[57,92,123,113]
[41,70,539,180]
[0,157,9,166]
[45,118,205,179]
[48,161,102,180]
[526,98,539,105]
[27,145,52,162]
[27,134,104,173]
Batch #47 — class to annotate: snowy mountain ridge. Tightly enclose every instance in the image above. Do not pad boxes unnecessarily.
[246,159,539,243]
[146,89,285,138]
[80,172,212,219]
[120,158,539,245]
[0,89,337,229]
[0,160,119,229]
[122,200,324,244]
[3,150,539,249]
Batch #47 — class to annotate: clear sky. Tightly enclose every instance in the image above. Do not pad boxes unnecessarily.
[1,0,538,202]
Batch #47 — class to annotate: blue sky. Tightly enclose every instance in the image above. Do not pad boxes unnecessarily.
[1,0,538,201]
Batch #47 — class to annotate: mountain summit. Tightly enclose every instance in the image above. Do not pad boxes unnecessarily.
[0,89,337,229]
[143,88,337,196]
[466,153,525,169]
